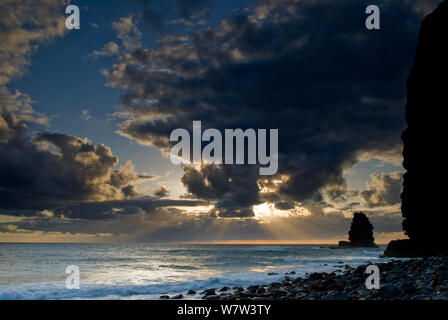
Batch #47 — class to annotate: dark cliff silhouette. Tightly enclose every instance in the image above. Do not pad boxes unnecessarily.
[333,212,377,248]
[384,1,448,257]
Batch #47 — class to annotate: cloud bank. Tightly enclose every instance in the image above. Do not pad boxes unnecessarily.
[2,0,441,242]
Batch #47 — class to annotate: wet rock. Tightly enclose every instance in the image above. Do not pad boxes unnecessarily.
[247,285,259,291]
[308,273,322,281]
[269,282,282,288]
[201,288,216,296]
[159,295,169,299]
[169,256,448,301]
[379,284,400,299]
[256,287,266,295]
[401,282,417,294]
[187,289,196,295]
[433,266,448,287]
[172,294,183,299]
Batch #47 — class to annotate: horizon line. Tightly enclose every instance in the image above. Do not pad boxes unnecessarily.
[0,240,390,245]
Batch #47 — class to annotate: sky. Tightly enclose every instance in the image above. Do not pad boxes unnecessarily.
[0,0,441,243]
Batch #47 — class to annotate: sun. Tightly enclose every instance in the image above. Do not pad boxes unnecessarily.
[252,202,311,221]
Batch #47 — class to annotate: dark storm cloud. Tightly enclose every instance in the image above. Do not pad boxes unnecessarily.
[181,164,259,217]
[360,172,403,207]
[50,197,204,219]
[0,194,204,220]
[0,201,206,238]
[104,0,434,216]
[0,113,150,211]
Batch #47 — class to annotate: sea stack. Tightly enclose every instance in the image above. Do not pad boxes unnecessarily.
[335,212,377,248]
[384,1,448,257]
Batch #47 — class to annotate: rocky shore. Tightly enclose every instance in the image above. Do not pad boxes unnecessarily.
[161,256,448,300]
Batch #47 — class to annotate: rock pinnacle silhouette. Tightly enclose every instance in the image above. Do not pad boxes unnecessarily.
[334,212,377,248]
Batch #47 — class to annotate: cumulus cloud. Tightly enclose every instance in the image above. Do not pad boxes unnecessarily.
[361,172,404,207]
[112,16,142,51]
[0,1,163,223]
[169,0,210,26]
[0,0,68,85]
[80,109,92,121]
[89,42,120,58]
[0,1,66,137]
[0,1,67,142]
[154,185,170,197]
[0,117,151,210]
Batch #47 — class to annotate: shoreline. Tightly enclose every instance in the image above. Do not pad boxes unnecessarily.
[163,256,448,300]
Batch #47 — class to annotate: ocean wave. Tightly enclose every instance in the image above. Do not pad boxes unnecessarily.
[0,272,285,300]
[158,264,200,270]
[249,246,289,252]
[0,244,394,300]
[282,256,384,264]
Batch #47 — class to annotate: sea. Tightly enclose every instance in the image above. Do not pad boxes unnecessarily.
[0,243,397,300]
